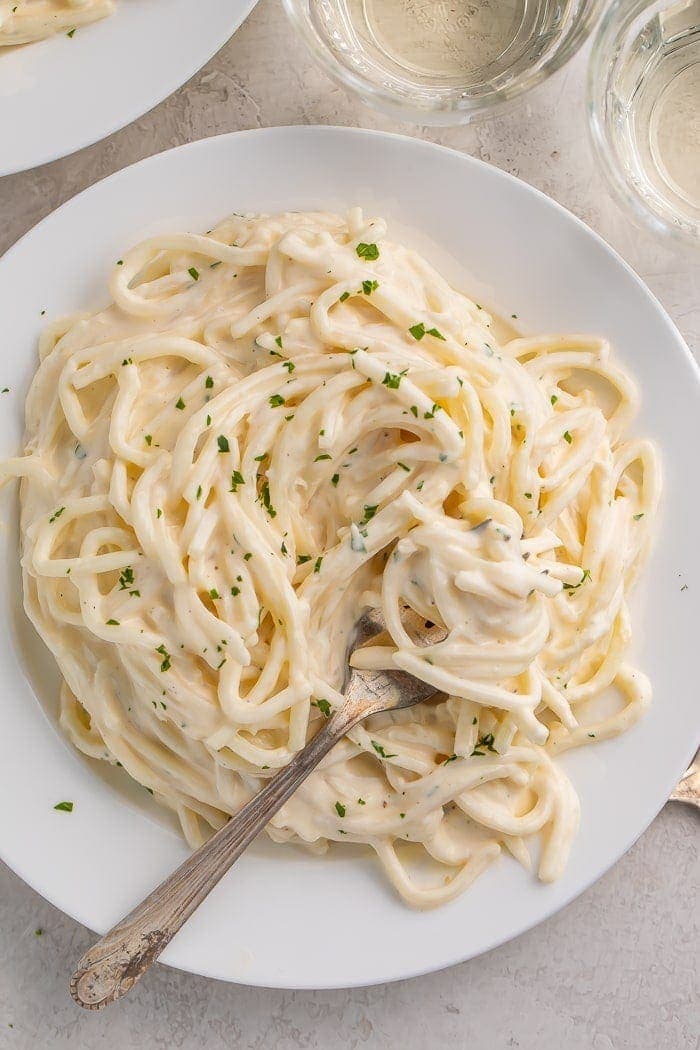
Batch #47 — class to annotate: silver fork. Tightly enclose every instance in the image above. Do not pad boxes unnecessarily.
[669,750,700,810]
[70,613,698,1010]
[70,609,446,1010]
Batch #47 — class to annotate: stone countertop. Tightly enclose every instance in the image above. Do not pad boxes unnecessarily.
[0,2,698,1047]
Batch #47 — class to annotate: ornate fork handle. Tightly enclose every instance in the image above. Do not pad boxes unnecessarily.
[668,750,699,809]
[70,698,362,1009]
[69,610,441,1009]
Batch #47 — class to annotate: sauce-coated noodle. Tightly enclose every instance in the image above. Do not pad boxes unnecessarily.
[0,0,114,46]
[1,210,660,905]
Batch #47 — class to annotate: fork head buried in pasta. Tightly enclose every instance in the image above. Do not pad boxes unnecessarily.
[0,208,660,907]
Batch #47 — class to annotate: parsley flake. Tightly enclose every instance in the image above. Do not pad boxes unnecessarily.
[563,568,592,591]
[471,733,498,756]
[371,741,397,759]
[260,482,277,518]
[156,644,171,672]
[230,470,245,492]
[356,242,379,260]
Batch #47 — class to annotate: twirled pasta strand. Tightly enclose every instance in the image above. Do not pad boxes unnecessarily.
[1,209,660,906]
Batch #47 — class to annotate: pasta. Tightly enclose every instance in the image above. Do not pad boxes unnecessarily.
[1,209,660,906]
[0,0,114,47]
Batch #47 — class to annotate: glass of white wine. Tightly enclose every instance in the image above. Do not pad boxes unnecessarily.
[283,0,605,124]
[588,0,700,246]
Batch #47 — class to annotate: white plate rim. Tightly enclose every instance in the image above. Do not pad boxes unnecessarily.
[0,0,260,177]
[0,125,698,989]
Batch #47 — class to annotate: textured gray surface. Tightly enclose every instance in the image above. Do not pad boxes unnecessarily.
[0,1,698,1046]
[0,804,698,1049]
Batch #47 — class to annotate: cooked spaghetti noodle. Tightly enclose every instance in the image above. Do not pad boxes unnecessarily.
[0,0,113,46]
[1,209,660,906]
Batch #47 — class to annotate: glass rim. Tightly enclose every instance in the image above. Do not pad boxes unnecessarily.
[586,0,700,248]
[282,0,607,125]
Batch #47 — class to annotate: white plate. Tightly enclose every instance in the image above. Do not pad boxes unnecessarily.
[0,0,259,177]
[0,127,698,990]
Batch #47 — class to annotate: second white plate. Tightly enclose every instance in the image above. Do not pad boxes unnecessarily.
[0,0,259,177]
[0,127,698,988]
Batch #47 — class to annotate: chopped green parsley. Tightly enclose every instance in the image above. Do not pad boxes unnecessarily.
[356,242,379,260]
[371,740,397,759]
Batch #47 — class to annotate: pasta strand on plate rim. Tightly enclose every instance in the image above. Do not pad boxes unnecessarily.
[0,0,114,46]
[0,208,660,907]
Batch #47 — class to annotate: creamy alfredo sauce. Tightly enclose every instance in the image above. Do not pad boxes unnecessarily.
[0,0,114,46]
[0,209,660,906]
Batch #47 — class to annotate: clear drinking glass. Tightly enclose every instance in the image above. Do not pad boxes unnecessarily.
[588,0,700,246]
[283,0,605,125]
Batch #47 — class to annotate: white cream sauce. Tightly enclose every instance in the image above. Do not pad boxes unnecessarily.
[0,0,113,46]
[0,209,660,906]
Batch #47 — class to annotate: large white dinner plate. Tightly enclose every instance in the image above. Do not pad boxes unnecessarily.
[0,127,698,989]
[0,0,259,177]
